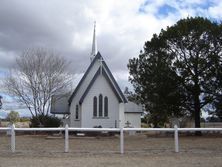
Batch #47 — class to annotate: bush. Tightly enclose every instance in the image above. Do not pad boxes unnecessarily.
[30,115,61,127]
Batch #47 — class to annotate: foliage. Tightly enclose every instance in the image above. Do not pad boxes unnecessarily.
[128,17,222,129]
[4,48,72,117]
[30,115,61,127]
[200,117,206,123]
[141,116,148,124]
[206,116,221,122]
[128,34,185,127]
[6,111,20,123]
[161,17,222,129]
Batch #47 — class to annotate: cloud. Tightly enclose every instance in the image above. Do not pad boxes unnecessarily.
[208,1,222,19]
[0,0,222,89]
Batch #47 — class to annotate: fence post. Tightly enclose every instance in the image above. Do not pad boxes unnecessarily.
[174,125,179,153]
[120,127,124,154]
[11,124,15,153]
[65,124,69,153]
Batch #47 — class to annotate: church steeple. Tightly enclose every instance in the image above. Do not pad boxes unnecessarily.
[90,21,97,62]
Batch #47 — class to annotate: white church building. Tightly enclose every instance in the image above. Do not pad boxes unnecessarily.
[51,23,142,128]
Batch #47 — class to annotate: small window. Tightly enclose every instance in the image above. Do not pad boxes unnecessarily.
[93,96,97,117]
[75,105,79,120]
[99,94,103,117]
[104,96,108,117]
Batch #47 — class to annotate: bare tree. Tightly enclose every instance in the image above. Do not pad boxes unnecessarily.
[4,48,72,117]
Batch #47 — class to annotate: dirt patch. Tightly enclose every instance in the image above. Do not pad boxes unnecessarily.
[0,134,222,167]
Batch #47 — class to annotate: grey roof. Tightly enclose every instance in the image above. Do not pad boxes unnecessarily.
[51,94,70,114]
[68,52,127,105]
[124,101,143,113]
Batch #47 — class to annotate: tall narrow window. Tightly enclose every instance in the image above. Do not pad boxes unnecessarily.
[75,105,79,120]
[99,94,103,117]
[93,96,97,117]
[104,96,108,117]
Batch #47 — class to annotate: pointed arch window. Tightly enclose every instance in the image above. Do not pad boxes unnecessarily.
[99,94,103,117]
[104,96,108,117]
[75,105,79,120]
[93,96,97,117]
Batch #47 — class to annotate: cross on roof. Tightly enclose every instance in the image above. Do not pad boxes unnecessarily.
[98,57,104,74]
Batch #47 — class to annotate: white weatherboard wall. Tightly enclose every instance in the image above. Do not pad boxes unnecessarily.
[81,75,120,128]
[125,113,141,128]
[124,101,142,128]
[119,103,125,128]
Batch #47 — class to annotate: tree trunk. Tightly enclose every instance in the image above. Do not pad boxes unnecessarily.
[194,92,201,135]
[194,95,201,127]
[153,116,158,128]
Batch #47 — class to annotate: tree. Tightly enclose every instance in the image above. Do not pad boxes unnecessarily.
[4,48,72,117]
[0,95,2,109]
[128,34,185,127]
[160,17,222,131]
[6,111,20,123]
[128,17,222,130]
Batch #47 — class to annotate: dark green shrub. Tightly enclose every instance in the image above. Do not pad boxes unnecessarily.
[30,116,40,127]
[30,115,61,127]
[45,116,62,127]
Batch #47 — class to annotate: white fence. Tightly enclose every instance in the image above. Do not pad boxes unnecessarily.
[0,125,222,154]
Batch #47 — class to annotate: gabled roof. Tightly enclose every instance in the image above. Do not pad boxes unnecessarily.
[68,52,127,105]
[51,94,70,114]
[124,101,143,113]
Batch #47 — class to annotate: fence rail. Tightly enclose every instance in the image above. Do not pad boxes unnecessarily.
[1,125,222,154]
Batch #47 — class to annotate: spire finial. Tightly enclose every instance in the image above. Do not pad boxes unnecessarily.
[90,21,97,61]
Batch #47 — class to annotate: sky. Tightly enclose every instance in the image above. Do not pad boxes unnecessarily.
[0,0,222,116]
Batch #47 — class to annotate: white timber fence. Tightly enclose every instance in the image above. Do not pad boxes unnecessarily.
[0,124,222,154]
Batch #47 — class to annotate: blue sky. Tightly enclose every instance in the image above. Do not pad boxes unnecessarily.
[139,0,221,21]
[0,0,221,117]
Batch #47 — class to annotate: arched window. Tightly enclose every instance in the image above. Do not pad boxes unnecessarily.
[99,94,103,117]
[93,96,97,117]
[104,96,108,117]
[75,105,79,120]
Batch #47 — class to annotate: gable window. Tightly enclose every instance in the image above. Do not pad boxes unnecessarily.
[104,96,108,117]
[93,96,97,117]
[75,105,79,120]
[99,94,103,117]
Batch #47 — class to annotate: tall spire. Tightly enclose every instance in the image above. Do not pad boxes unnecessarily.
[90,21,97,61]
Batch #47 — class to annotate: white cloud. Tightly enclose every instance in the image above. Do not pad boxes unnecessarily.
[208,2,222,19]
[0,0,222,92]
